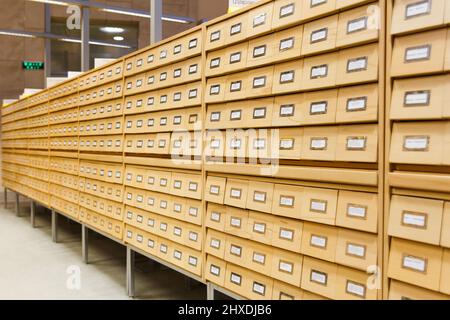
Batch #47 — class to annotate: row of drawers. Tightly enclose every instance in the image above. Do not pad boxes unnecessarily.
[124,205,202,251]
[125,225,202,276]
[125,107,201,134]
[125,166,202,201]
[124,30,202,77]
[206,255,376,300]
[124,57,201,96]
[207,219,377,272]
[49,171,78,190]
[80,178,123,204]
[48,94,78,114]
[50,195,79,220]
[388,237,450,294]
[78,61,124,92]
[79,192,124,221]
[389,280,450,300]
[79,207,123,240]
[79,161,123,185]
[391,28,450,77]
[390,120,450,166]
[206,43,379,103]
[124,132,201,156]
[206,84,378,129]
[207,3,379,77]
[78,81,123,107]
[391,0,450,35]
[124,187,203,226]
[388,195,450,248]
[124,82,202,115]
[205,0,372,51]
[51,183,79,205]
[205,176,378,232]
[49,157,78,175]
[205,124,378,162]
[50,117,123,137]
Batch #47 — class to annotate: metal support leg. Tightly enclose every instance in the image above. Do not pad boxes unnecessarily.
[4,188,7,209]
[126,247,136,298]
[207,282,215,300]
[82,225,89,264]
[15,192,20,216]
[31,201,36,228]
[51,210,58,243]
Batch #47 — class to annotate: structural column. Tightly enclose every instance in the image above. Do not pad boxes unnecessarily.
[150,0,162,44]
[81,1,90,72]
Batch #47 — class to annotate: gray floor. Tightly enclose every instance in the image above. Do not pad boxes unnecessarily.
[0,195,206,300]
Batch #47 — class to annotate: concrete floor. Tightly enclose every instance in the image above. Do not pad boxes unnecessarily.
[0,195,206,300]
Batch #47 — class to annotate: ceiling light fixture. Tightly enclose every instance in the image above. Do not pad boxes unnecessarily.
[113,36,124,41]
[29,0,69,6]
[100,27,125,34]
[0,31,36,38]
[60,37,131,49]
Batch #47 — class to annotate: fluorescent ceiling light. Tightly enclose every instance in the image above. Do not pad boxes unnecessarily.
[113,36,124,41]
[102,8,191,23]
[0,31,35,38]
[29,0,69,6]
[60,37,131,48]
[100,27,125,34]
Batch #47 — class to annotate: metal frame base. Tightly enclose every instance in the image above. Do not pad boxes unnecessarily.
[207,282,244,300]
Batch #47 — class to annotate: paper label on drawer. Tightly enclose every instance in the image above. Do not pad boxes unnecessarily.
[311,270,327,284]
[136,235,143,243]
[173,115,182,124]
[159,139,167,148]
[346,281,366,297]
[347,243,366,258]
[280,104,295,116]
[127,231,133,238]
[160,73,167,81]
[210,238,221,249]
[347,57,368,72]
[253,13,267,27]
[210,185,220,195]
[347,97,367,112]
[210,85,220,95]
[136,79,143,87]
[160,95,168,104]
[148,197,155,206]
[160,244,167,253]
[210,265,220,276]
[148,76,155,85]
[210,31,220,42]
[310,138,327,150]
[230,23,241,35]
[127,193,132,200]
[230,52,242,63]
[402,211,427,228]
[127,63,132,70]
[189,64,198,74]
[253,222,266,233]
[173,227,182,236]
[280,3,295,17]
[211,212,220,222]
[173,69,182,78]
[280,37,295,51]
[311,200,327,213]
[280,196,294,207]
[280,139,294,150]
[253,252,266,264]
[160,222,167,231]
[189,207,198,217]
[189,39,198,49]
[230,245,242,256]
[347,17,368,34]
[253,282,266,295]
[189,182,198,191]
[230,81,242,92]
[404,91,430,106]
[253,45,266,58]
[347,204,367,219]
[311,65,328,79]
[253,191,267,203]
[403,255,426,272]
[189,89,198,99]
[137,215,143,223]
[210,139,221,149]
[310,101,328,115]
[160,178,168,187]
[279,261,293,273]
[147,218,155,227]
[148,97,155,105]
[280,228,294,240]
[173,250,182,260]
[253,139,266,150]
[127,211,133,219]
[280,71,295,83]
[160,50,167,59]
[174,203,182,213]
[230,273,241,285]
[311,28,328,43]
[405,45,431,62]
[147,239,155,248]
[403,136,429,151]
[406,1,431,18]
[189,232,198,241]
[159,200,168,209]
[253,107,266,119]
[310,0,326,7]
[230,217,242,227]
[346,137,367,150]
[210,58,220,68]
[310,235,327,248]
[210,112,221,122]
[173,45,182,55]
[253,76,266,88]
[136,195,143,203]
[230,110,242,120]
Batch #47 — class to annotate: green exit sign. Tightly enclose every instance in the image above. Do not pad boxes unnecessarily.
[22,61,45,70]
